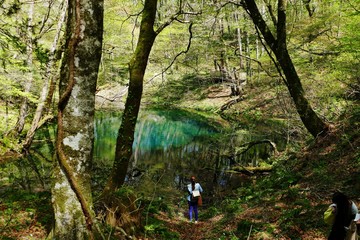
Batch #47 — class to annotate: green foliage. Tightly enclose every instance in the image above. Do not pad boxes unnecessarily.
[0,136,19,154]
[144,217,180,240]
[114,185,135,197]
[150,74,213,107]
[0,0,359,239]
[34,45,50,65]
[221,198,243,215]
[113,186,144,213]
[144,197,170,215]
[236,220,254,237]
[201,205,220,219]
[0,75,39,106]
[0,189,53,237]
[4,0,22,16]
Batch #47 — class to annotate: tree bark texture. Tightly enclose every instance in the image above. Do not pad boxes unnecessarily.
[22,0,68,150]
[14,0,34,136]
[242,0,328,137]
[102,0,158,197]
[52,0,103,239]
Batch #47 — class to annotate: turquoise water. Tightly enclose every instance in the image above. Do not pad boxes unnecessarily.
[94,109,218,164]
[30,109,279,195]
[93,109,223,194]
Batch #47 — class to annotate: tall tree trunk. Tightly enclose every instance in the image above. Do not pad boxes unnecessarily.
[245,31,252,78]
[102,0,158,197]
[22,0,68,150]
[51,0,103,239]
[242,0,328,137]
[14,0,34,136]
[234,11,244,69]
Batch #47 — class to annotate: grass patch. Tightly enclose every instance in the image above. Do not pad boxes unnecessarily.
[0,189,52,239]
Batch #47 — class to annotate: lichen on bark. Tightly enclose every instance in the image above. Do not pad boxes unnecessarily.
[51,0,103,239]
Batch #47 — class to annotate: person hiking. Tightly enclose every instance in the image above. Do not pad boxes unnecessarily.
[187,176,203,223]
[324,192,358,240]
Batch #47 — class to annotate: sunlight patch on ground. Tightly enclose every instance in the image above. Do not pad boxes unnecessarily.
[0,208,47,239]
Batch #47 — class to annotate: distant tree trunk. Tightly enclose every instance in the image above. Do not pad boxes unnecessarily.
[51,0,103,239]
[234,11,244,69]
[245,31,252,78]
[242,0,328,137]
[102,0,158,197]
[22,0,67,150]
[14,0,34,136]
[303,0,315,17]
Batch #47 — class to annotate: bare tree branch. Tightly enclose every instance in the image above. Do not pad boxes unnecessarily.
[299,48,340,56]
[146,23,194,83]
[253,25,288,87]
[264,0,278,26]
[234,50,279,78]
[345,0,360,13]
[36,0,56,38]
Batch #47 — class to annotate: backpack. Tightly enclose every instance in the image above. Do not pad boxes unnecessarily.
[191,190,200,202]
[324,205,336,225]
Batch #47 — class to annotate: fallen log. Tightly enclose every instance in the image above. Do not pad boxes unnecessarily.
[231,165,272,175]
[237,139,279,156]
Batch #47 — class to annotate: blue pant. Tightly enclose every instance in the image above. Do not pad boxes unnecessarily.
[188,201,198,221]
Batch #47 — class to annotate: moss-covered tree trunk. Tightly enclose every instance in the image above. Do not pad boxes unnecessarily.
[243,0,328,137]
[102,0,158,197]
[51,0,103,239]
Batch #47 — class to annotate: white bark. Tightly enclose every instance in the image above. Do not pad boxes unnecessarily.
[15,0,34,135]
[23,0,68,149]
[51,0,103,238]
[235,11,243,69]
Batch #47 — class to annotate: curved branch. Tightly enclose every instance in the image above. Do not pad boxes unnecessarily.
[234,51,279,78]
[231,165,272,175]
[146,22,193,83]
[219,96,244,112]
[238,140,278,156]
[253,26,288,87]
[219,140,279,165]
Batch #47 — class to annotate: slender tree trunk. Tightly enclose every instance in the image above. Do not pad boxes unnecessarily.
[51,0,103,239]
[22,0,68,150]
[15,0,34,136]
[303,0,314,17]
[102,0,158,197]
[5,101,9,132]
[235,11,244,69]
[243,0,328,137]
[246,31,251,78]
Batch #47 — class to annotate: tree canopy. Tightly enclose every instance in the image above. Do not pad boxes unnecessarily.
[0,0,359,239]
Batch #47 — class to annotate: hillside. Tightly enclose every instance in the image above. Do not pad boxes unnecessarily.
[0,0,359,238]
[146,104,360,239]
[111,61,359,238]
[1,76,359,239]
[94,70,360,239]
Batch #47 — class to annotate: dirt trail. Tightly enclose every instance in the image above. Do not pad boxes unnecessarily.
[154,208,222,240]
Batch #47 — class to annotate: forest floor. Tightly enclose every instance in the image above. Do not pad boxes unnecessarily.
[153,210,223,240]
[152,205,327,240]
[1,80,359,239]
[146,122,360,240]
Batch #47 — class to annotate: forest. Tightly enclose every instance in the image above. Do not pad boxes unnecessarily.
[0,0,359,239]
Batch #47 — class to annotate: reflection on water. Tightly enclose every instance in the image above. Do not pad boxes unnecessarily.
[93,109,281,198]
[94,110,218,163]
[28,109,280,200]
[94,110,224,193]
